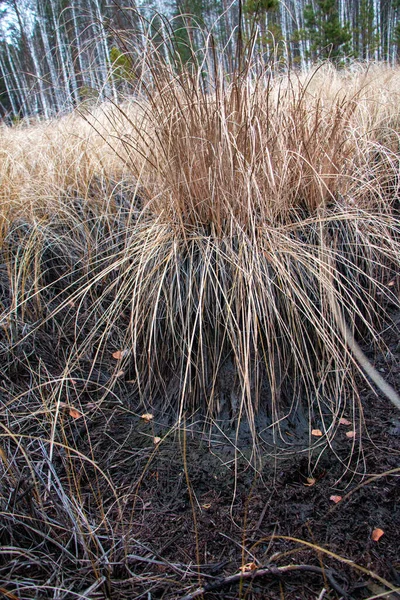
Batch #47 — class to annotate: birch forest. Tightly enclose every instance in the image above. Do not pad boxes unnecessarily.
[1,0,400,120]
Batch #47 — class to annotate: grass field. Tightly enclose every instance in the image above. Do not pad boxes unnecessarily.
[0,50,400,599]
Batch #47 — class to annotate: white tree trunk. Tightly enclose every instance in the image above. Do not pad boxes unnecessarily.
[0,52,19,117]
[37,1,63,112]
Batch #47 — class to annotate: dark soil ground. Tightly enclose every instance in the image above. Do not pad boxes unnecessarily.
[1,308,399,599]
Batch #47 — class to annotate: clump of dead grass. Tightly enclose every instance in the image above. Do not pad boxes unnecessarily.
[66,48,400,447]
[1,45,400,451]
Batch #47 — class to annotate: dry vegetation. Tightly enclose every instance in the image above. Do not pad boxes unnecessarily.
[0,42,399,599]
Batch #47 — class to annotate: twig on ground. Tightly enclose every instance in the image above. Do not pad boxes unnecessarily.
[180,563,349,599]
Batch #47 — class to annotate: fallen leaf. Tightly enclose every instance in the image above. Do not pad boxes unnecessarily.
[112,349,129,360]
[153,436,161,445]
[339,417,352,426]
[311,429,323,437]
[239,562,258,573]
[388,280,395,287]
[372,528,384,542]
[304,477,316,487]
[69,407,83,419]
[0,445,8,465]
[330,495,342,504]
[202,503,211,509]
[141,413,154,422]
[345,431,356,439]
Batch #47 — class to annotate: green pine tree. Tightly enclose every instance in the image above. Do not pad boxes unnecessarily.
[304,0,352,62]
[359,0,376,59]
[243,0,279,57]
[243,0,279,14]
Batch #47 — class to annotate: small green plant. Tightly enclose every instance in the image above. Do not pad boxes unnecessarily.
[110,46,135,81]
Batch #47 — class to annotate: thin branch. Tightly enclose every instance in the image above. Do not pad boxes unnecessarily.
[180,563,349,599]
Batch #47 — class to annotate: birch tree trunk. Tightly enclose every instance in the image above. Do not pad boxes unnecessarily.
[92,0,118,101]
[0,51,19,117]
[36,1,63,111]
[9,0,50,116]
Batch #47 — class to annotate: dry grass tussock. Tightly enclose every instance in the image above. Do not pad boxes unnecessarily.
[1,57,400,438]
[0,46,399,596]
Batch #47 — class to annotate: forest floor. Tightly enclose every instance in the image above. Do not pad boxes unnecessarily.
[2,311,397,599]
[69,316,400,600]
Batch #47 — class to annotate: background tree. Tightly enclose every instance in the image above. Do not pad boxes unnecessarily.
[304,0,352,61]
[243,0,279,56]
[1,0,400,120]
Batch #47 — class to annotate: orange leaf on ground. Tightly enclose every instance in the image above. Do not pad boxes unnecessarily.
[304,477,316,487]
[311,429,323,437]
[372,528,384,541]
[330,495,342,504]
[239,562,258,573]
[141,413,154,422]
[346,431,356,439]
[0,446,8,464]
[112,349,129,360]
[339,417,352,426]
[69,407,83,419]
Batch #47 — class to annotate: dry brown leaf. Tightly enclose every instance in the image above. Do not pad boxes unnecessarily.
[141,413,154,422]
[239,562,258,573]
[345,431,356,439]
[69,407,83,419]
[371,528,384,541]
[330,495,342,504]
[112,349,129,360]
[339,417,352,426]
[304,477,316,487]
[311,429,323,437]
[0,445,8,465]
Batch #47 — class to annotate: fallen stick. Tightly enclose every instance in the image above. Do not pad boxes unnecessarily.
[180,563,348,600]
